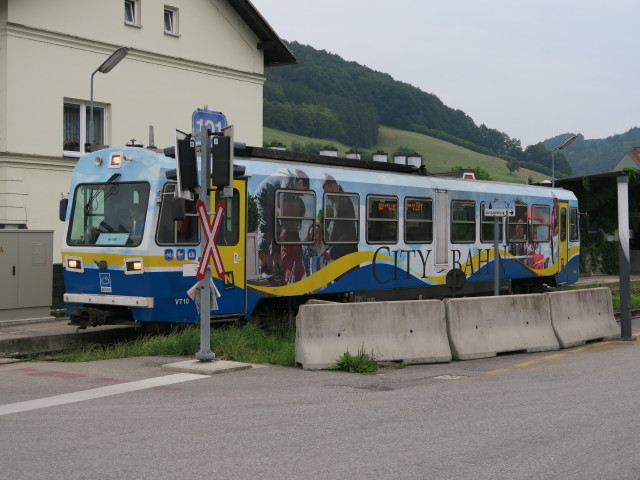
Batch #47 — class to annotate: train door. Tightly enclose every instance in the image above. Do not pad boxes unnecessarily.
[557,201,569,284]
[211,179,247,316]
[434,190,449,269]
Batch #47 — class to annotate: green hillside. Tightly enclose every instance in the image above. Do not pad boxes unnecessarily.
[264,125,546,184]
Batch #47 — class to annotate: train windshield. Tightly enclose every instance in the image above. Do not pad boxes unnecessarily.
[67,181,150,247]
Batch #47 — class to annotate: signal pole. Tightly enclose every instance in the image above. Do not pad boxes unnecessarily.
[195,126,215,361]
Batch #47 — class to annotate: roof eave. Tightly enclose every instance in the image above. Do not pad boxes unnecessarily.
[227,0,297,67]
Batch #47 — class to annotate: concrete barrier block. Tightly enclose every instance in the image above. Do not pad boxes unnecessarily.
[445,294,559,360]
[295,300,451,370]
[547,288,621,348]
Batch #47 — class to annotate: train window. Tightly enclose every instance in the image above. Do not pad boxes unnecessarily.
[569,207,579,241]
[530,205,550,242]
[450,200,475,243]
[366,195,398,243]
[480,202,503,243]
[405,197,433,243]
[560,206,567,242]
[275,190,315,245]
[507,204,528,242]
[67,181,150,247]
[323,193,359,244]
[215,189,239,246]
[157,184,199,246]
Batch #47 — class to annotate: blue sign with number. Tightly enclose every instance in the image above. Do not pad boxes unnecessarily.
[192,109,227,142]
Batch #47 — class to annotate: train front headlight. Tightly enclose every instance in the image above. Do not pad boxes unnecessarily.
[125,258,144,274]
[109,152,125,168]
[65,257,84,272]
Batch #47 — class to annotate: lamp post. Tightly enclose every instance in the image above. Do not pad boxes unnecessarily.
[88,46,129,152]
[551,134,577,187]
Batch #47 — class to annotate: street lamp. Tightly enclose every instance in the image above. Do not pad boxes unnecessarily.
[551,134,577,187]
[88,46,129,152]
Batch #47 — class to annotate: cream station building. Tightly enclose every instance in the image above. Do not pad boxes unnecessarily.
[0,0,295,257]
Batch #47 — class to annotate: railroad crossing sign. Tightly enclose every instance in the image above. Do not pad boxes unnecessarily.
[196,199,226,280]
[484,201,515,217]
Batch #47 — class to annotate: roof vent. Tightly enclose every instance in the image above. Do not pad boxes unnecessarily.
[345,148,361,160]
[372,150,388,163]
[319,146,338,157]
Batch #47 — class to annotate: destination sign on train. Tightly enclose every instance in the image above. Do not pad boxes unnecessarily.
[484,201,515,217]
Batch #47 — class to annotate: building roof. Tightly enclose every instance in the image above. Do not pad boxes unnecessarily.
[228,0,297,67]
[626,147,640,166]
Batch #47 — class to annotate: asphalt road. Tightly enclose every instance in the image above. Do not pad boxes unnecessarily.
[2,326,640,480]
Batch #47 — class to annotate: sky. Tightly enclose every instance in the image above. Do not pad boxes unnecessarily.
[250,0,639,148]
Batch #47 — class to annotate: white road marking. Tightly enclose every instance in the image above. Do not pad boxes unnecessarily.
[0,373,206,416]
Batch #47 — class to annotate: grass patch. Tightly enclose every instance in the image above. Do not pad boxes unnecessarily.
[330,347,379,373]
[53,324,295,366]
[611,291,640,311]
[571,281,640,310]
[264,125,545,184]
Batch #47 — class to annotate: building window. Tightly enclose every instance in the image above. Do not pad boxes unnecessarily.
[164,7,178,35]
[63,101,106,155]
[125,0,140,26]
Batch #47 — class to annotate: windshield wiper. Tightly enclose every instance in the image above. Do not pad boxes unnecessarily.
[84,173,122,213]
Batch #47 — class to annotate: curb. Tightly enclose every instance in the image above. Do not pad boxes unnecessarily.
[0,325,140,356]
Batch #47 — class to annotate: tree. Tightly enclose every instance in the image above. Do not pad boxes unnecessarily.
[507,158,521,174]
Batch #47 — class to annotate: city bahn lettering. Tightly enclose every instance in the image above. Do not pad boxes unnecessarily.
[371,246,506,284]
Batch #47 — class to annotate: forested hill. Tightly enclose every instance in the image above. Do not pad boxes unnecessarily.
[265,42,522,156]
[264,41,572,178]
[265,41,639,178]
[545,129,640,176]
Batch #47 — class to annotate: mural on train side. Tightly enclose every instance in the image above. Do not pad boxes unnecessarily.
[240,160,569,297]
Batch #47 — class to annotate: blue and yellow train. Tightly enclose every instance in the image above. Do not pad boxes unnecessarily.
[60,143,579,328]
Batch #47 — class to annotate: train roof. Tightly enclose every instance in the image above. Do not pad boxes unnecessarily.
[235,146,577,201]
[72,145,576,202]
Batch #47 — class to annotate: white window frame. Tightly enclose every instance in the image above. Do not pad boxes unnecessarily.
[164,7,179,36]
[63,101,107,157]
[125,0,141,27]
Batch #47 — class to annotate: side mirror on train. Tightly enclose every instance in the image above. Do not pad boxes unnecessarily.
[171,197,186,221]
[59,197,68,222]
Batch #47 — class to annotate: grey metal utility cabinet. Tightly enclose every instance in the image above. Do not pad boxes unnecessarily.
[0,230,53,321]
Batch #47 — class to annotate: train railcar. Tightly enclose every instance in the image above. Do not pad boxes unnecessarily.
[60,144,579,329]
